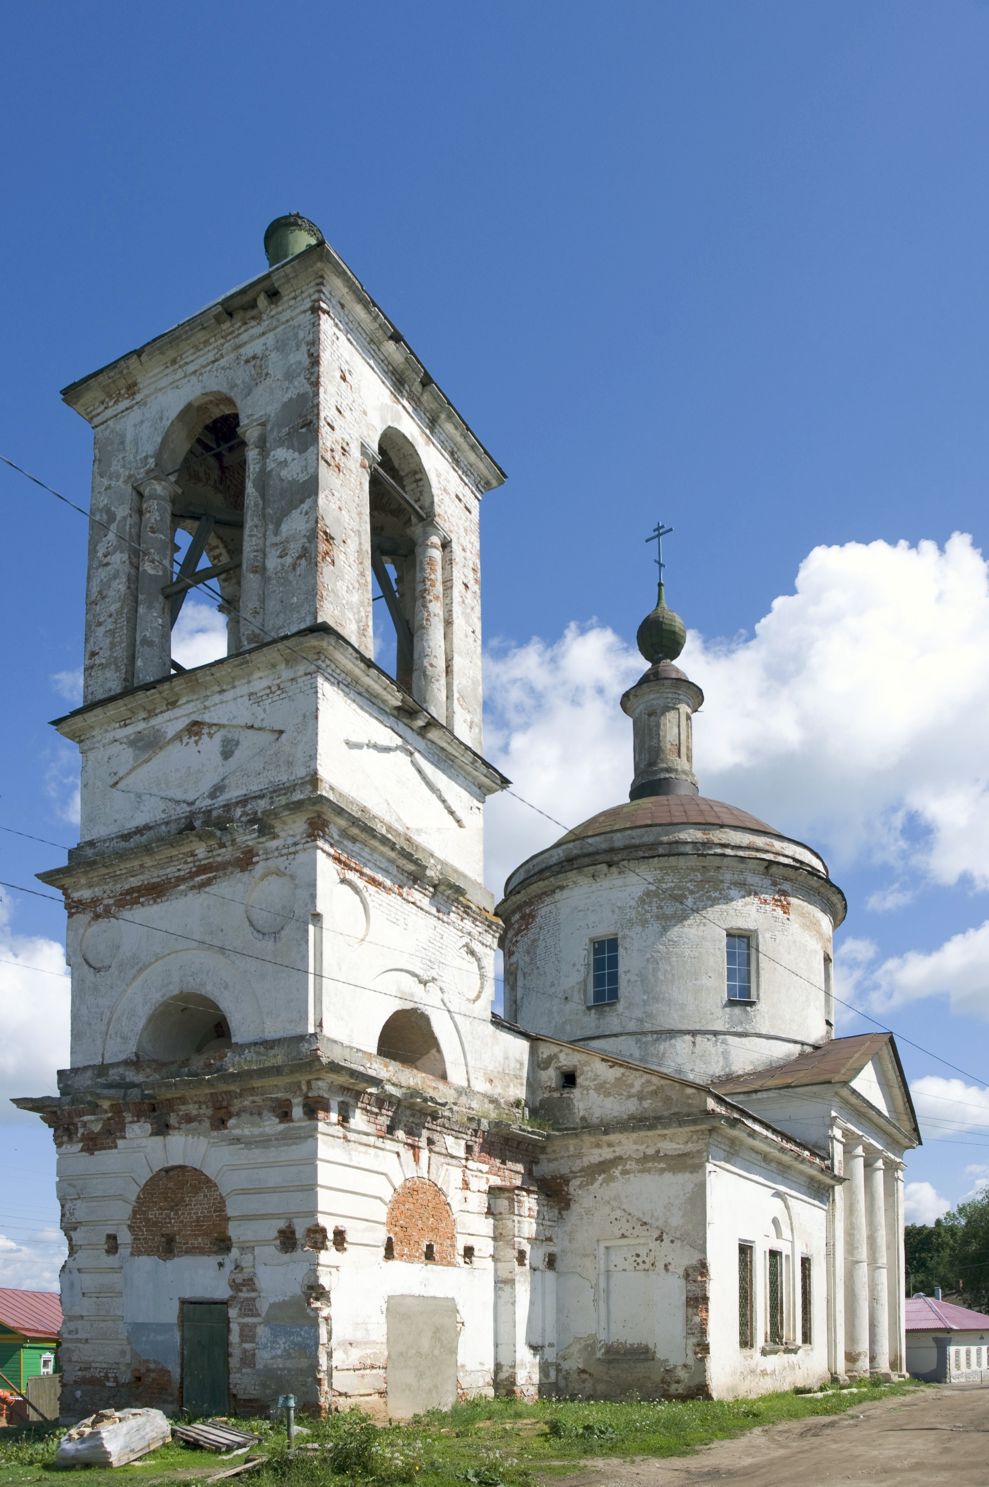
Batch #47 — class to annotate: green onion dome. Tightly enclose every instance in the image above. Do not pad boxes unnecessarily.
[635,586,687,663]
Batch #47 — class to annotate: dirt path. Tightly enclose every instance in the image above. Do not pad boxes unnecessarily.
[544,1385,989,1487]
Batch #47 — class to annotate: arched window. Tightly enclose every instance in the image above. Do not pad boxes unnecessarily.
[376,1009,447,1079]
[138,994,231,1063]
[368,430,436,696]
[158,396,246,671]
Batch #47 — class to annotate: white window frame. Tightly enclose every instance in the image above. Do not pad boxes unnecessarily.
[39,1353,55,1377]
[726,930,757,1004]
[588,935,620,1007]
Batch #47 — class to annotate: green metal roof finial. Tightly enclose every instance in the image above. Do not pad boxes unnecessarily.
[636,519,687,664]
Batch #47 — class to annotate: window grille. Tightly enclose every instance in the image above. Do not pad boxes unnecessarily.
[800,1255,812,1344]
[726,934,753,1001]
[966,1347,972,1369]
[768,1249,784,1345]
[591,937,619,1005]
[738,1243,754,1348]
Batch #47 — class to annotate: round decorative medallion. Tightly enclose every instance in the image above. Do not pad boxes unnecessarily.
[80,916,121,972]
[245,869,296,936]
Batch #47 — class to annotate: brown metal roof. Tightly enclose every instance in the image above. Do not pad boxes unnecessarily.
[714,1033,893,1094]
[559,795,782,844]
[0,1288,62,1339]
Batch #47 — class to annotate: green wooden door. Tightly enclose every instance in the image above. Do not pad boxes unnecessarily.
[181,1302,229,1416]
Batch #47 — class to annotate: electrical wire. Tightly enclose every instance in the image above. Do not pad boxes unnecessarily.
[2,453,988,1095]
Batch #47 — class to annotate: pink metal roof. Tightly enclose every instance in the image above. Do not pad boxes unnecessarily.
[0,1289,61,1339]
[905,1295,989,1332]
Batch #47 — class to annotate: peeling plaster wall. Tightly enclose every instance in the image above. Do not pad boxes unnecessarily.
[56,1119,326,1417]
[705,1143,831,1397]
[534,1129,712,1399]
[73,254,493,750]
[505,847,839,1083]
[52,1077,549,1420]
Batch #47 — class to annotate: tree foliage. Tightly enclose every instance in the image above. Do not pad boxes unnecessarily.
[905,1191,989,1309]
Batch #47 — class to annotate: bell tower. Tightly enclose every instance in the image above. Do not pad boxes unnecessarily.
[23,218,526,1417]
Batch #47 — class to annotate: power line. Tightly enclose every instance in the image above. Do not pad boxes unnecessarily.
[3,452,987,1095]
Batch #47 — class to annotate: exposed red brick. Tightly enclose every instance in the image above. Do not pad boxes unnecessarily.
[386,1178,456,1266]
[130,1166,229,1258]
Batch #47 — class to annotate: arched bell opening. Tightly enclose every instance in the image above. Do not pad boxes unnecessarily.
[376,1008,447,1080]
[158,395,247,670]
[138,993,232,1063]
[369,429,434,693]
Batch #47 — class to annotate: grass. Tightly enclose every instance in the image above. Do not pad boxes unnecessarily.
[0,1382,921,1487]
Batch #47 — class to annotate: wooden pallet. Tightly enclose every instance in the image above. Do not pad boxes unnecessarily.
[172,1421,260,1454]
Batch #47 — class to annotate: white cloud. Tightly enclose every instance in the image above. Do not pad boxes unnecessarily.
[867,922,989,1021]
[0,893,69,1119]
[904,1181,952,1224]
[483,534,989,899]
[865,883,916,914]
[911,1075,989,1136]
[0,1231,66,1291]
[46,745,80,827]
[963,1164,989,1198]
[51,668,83,705]
[173,598,228,670]
[484,624,637,895]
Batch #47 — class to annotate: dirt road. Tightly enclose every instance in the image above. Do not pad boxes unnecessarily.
[548,1385,989,1487]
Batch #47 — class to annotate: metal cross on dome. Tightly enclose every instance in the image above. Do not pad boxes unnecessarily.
[645,521,674,587]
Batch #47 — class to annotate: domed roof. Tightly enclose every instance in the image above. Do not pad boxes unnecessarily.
[558,794,782,844]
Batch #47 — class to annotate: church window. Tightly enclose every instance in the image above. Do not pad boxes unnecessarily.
[560,1069,577,1089]
[800,1255,812,1344]
[767,1249,784,1344]
[726,933,754,1002]
[738,1242,754,1348]
[590,937,619,1005]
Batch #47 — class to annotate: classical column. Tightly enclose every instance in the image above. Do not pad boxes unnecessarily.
[843,1137,870,1376]
[133,473,178,684]
[866,1152,891,1378]
[828,1126,847,1381]
[888,1164,906,1374]
[412,519,447,719]
[237,419,267,648]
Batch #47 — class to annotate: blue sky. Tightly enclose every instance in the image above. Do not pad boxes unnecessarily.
[3,1,989,1284]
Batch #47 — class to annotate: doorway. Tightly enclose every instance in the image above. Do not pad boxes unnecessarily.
[180,1301,229,1416]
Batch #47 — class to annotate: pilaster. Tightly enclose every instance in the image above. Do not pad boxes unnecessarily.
[133,474,178,685]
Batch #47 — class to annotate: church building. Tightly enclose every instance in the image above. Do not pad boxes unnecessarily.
[17,215,919,1419]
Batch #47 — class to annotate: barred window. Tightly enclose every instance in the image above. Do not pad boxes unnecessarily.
[800,1255,812,1344]
[767,1248,784,1345]
[966,1347,972,1369]
[726,933,754,1001]
[591,937,619,1005]
[738,1242,754,1349]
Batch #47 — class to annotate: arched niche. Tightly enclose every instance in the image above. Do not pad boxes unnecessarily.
[138,993,231,1062]
[385,1177,456,1265]
[103,948,263,1064]
[155,392,246,663]
[369,427,434,691]
[376,1008,448,1080]
[130,1166,229,1259]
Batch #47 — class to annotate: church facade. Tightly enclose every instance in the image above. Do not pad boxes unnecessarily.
[18,216,919,1419]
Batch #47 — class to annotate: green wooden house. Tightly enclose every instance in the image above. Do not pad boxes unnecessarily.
[0,1290,61,1393]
